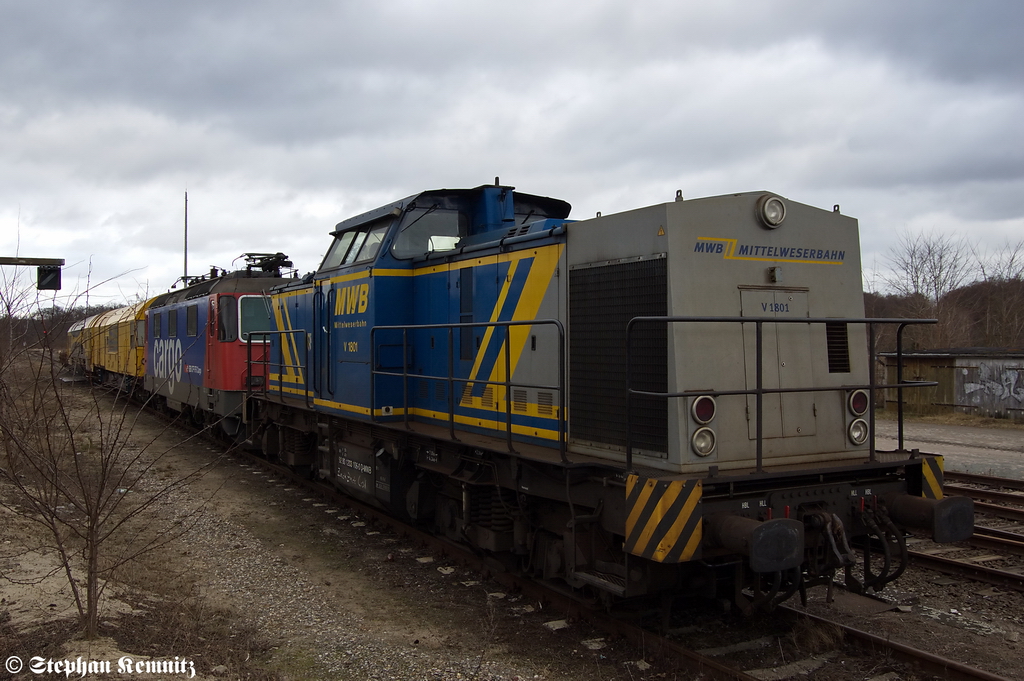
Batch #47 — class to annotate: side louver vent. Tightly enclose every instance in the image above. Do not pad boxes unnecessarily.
[826,322,851,373]
[569,257,667,454]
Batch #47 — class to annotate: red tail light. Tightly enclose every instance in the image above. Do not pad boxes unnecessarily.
[848,389,869,416]
[691,395,716,424]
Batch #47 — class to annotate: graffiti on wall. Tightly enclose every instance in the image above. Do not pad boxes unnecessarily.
[960,360,1024,415]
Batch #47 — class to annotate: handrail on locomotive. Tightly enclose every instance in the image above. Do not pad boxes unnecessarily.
[624,316,938,472]
[246,328,311,409]
[369,319,568,463]
[248,315,941,473]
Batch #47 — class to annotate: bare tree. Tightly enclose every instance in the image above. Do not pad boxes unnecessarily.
[0,283,215,639]
[884,230,975,303]
[973,240,1024,346]
[883,230,975,347]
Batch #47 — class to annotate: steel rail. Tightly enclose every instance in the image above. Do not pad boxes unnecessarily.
[779,606,1012,681]
[973,525,1024,543]
[968,526,1024,557]
[945,484,1024,508]
[908,549,1024,592]
[946,471,1024,492]
[968,500,1024,524]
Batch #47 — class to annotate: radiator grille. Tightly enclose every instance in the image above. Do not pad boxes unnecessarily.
[826,322,851,373]
[569,258,667,453]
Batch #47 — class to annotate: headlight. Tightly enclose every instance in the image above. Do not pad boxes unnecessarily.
[848,418,869,445]
[757,194,786,229]
[691,427,716,456]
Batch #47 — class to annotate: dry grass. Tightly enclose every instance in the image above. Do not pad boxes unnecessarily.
[784,616,845,656]
[0,611,81,666]
[108,592,282,679]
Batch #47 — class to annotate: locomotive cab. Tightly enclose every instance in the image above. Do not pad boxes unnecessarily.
[145,253,293,437]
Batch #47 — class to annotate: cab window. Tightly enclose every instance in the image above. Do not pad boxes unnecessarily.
[218,297,238,342]
[391,208,465,259]
[320,217,394,272]
[320,231,358,271]
[343,231,369,265]
[354,222,389,262]
[239,295,274,342]
[186,305,199,337]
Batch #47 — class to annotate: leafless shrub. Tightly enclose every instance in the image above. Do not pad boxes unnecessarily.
[0,284,215,640]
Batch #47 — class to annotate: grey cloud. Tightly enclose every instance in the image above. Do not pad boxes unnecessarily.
[0,1,1022,302]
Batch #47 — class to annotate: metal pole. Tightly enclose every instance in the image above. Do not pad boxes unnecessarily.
[447,327,458,442]
[625,319,634,472]
[184,191,188,284]
[559,324,568,464]
[370,327,376,423]
[868,322,877,462]
[756,320,764,473]
[302,330,310,409]
[896,323,908,451]
[402,328,410,429]
[504,325,515,454]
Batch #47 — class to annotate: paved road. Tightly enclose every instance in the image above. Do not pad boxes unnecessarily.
[874,418,1024,479]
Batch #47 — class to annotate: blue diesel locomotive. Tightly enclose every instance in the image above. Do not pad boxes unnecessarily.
[243,182,972,609]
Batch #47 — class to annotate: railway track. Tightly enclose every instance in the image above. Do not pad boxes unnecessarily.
[902,470,1024,592]
[81,385,1015,680]
[223,441,1012,680]
[946,471,1024,493]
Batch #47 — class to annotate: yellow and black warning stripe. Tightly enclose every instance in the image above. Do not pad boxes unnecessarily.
[624,475,702,563]
[921,455,944,500]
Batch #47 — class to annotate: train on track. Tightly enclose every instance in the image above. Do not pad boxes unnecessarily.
[67,182,974,612]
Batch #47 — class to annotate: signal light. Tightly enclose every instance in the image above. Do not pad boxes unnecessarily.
[691,427,716,457]
[691,395,716,424]
[848,389,869,416]
[848,418,869,445]
[37,265,61,290]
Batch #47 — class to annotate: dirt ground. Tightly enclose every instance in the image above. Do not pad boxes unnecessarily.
[1,398,660,680]
[3,399,1024,680]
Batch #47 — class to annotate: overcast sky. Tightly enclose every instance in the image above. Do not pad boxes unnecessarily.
[1,1,1022,306]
